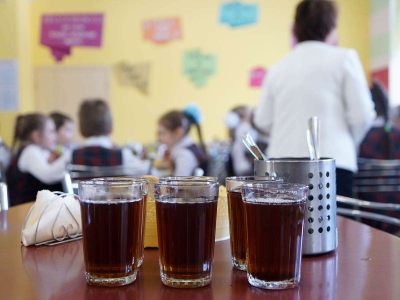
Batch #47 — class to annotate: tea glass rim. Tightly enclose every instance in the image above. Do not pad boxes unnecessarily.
[160,176,218,182]
[79,177,146,188]
[226,176,283,183]
[243,182,308,191]
[155,179,219,188]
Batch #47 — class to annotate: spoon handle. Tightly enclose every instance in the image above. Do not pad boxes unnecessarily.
[309,117,320,160]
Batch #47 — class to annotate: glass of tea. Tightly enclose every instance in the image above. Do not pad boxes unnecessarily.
[242,182,308,289]
[225,176,283,271]
[92,177,149,267]
[79,178,144,287]
[154,178,219,288]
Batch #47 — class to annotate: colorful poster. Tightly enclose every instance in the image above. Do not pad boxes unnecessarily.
[143,18,181,43]
[41,14,104,62]
[183,49,216,87]
[114,62,150,94]
[249,67,267,87]
[220,2,258,28]
[0,59,19,111]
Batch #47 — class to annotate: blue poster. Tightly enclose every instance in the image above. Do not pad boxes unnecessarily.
[220,2,258,28]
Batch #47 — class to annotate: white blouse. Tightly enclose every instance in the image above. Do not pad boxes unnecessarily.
[18,145,69,184]
[254,41,376,172]
[170,136,199,176]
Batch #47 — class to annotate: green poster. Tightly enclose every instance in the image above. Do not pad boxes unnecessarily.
[183,49,216,87]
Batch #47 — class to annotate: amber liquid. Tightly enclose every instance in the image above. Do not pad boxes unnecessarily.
[245,201,306,282]
[227,191,247,269]
[156,198,218,285]
[80,198,142,280]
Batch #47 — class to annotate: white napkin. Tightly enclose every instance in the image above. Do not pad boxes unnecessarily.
[21,190,82,246]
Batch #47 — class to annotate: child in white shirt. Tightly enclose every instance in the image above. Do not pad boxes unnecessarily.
[7,114,69,206]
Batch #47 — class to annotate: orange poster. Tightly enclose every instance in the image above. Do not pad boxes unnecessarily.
[143,18,181,43]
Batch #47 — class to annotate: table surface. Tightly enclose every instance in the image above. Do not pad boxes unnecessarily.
[1,203,399,300]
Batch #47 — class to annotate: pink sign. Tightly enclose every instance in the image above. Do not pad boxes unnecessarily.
[249,67,267,87]
[41,14,104,62]
[143,18,181,43]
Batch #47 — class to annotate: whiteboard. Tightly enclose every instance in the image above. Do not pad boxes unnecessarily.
[34,65,111,141]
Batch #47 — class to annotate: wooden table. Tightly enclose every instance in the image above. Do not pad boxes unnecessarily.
[1,203,399,300]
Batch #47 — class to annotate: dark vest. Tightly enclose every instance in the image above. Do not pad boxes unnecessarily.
[6,145,63,207]
[72,146,123,166]
[186,144,208,175]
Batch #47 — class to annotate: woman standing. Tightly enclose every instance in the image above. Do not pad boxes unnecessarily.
[254,0,376,197]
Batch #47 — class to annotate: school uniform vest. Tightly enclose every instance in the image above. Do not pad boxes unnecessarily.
[6,145,63,207]
[186,144,208,175]
[72,146,123,166]
[359,127,400,160]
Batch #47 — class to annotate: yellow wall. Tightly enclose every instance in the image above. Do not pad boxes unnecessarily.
[0,0,33,146]
[2,0,370,145]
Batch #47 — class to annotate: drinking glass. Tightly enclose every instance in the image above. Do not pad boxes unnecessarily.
[242,182,308,289]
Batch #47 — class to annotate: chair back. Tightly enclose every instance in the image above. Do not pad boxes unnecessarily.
[353,158,400,234]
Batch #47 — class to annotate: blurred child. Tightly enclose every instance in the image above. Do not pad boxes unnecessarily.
[50,112,74,155]
[158,104,207,176]
[72,99,151,175]
[225,106,268,176]
[7,114,69,206]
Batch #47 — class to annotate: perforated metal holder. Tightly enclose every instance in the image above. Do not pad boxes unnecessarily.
[254,158,338,255]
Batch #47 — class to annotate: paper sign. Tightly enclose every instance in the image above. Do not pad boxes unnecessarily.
[249,67,267,87]
[0,59,19,111]
[143,18,181,43]
[114,62,150,94]
[220,2,258,28]
[41,14,104,62]
[183,49,216,87]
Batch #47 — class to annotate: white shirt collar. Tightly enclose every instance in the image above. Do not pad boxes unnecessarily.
[171,135,194,155]
[84,136,113,149]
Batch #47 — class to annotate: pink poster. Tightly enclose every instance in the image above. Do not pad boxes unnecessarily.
[143,18,181,43]
[249,67,267,87]
[41,14,104,62]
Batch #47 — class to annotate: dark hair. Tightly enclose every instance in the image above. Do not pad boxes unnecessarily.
[79,99,112,138]
[370,81,391,158]
[294,0,338,43]
[50,112,72,131]
[159,110,206,154]
[232,106,250,120]
[12,114,49,150]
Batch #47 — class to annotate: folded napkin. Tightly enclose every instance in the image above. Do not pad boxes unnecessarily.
[21,190,82,246]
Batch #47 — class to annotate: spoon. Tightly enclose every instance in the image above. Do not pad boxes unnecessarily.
[244,132,267,161]
[307,129,316,161]
[308,117,320,160]
[242,136,263,160]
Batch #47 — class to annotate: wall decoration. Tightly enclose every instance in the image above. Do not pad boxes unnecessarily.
[220,2,258,28]
[114,62,150,94]
[143,18,181,43]
[0,59,19,111]
[249,67,267,88]
[41,13,104,62]
[183,49,216,87]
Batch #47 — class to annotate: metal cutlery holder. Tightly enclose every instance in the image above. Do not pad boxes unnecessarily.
[254,158,338,255]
